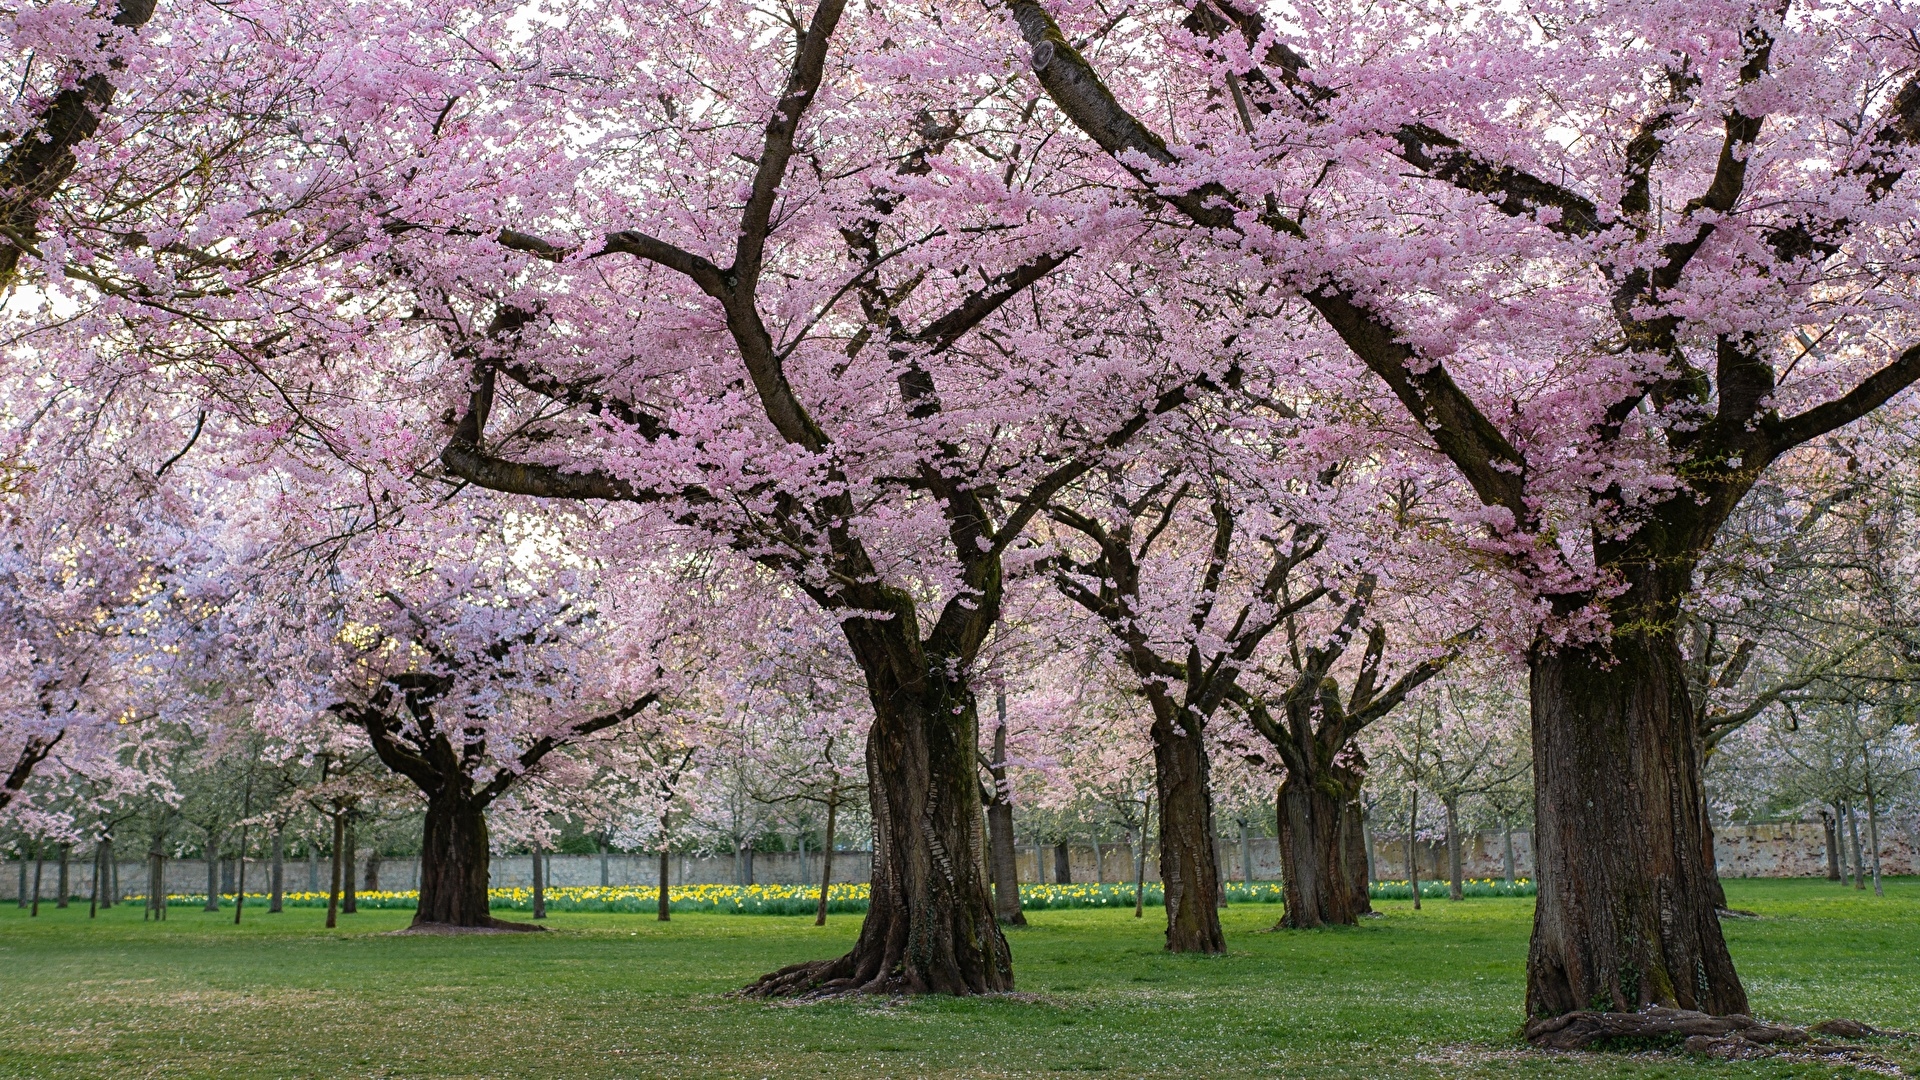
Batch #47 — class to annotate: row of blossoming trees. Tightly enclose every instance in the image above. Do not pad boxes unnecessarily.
[1,0,1918,1040]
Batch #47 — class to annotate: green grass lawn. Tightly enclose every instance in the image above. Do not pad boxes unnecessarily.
[1,878,1915,1079]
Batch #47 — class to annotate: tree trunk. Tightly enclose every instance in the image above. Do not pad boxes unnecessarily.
[1846,802,1866,891]
[1444,796,1463,902]
[1151,717,1225,953]
[31,844,42,916]
[55,842,68,908]
[599,840,610,888]
[816,795,837,926]
[1821,809,1842,882]
[1053,842,1072,886]
[233,826,247,925]
[1527,635,1746,1020]
[307,844,318,893]
[269,826,285,914]
[147,848,165,921]
[1863,744,1884,897]
[415,791,523,929]
[1276,767,1371,928]
[985,801,1024,926]
[1407,793,1421,911]
[1238,819,1253,885]
[656,846,670,922]
[1341,794,1371,916]
[341,821,357,914]
[744,674,1010,996]
[89,842,100,918]
[531,843,546,919]
[203,832,220,912]
[1133,805,1149,919]
[364,848,381,892]
[326,813,343,929]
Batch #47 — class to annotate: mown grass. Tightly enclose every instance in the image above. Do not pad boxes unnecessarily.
[1,878,1914,1079]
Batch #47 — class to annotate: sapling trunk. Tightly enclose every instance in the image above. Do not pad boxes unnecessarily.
[1822,809,1842,881]
[1862,743,1884,897]
[815,796,837,927]
[341,821,357,914]
[56,843,69,908]
[1053,842,1071,886]
[656,847,670,922]
[88,842,100,918]
[1444,797,1463,902]
[599,840,609,888]
[1847,803,1865,890]
[1239,819,1253,884]
[233,825,247,925]
[203,831,220,912]
[531,843,546,920]
[326,813,343,929]
[269,826,285,914]
[1133,803,1149,919]
[1406,794,1420,912]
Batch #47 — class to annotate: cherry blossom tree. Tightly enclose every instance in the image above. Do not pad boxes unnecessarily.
[1012,0,1920,1025]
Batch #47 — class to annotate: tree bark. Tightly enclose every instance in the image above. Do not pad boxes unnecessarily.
[89,842,100,918]
[1276,764,1371,927]
[744,673,1011,996]
[599,839,610,888]
[233,826,247,925]
[364,848,381,892]
[815,795,837,926]
[1152,718,1225,952]
[985,799,1024,926]
[56,843,69,908]
[1527,633,1746,1018]
[1053,842,1072,886]
[415,791,523,928]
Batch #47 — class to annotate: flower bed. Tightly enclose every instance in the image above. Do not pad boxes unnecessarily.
[130,877,1531,912]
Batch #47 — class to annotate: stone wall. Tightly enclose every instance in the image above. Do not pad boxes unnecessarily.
[8,818,1917,901]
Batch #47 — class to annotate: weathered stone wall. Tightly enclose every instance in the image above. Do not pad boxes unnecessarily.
[8,818,1917,900]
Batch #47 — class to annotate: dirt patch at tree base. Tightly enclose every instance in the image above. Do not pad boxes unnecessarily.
[1526,1006,1910,1071]
[385,919,546,936]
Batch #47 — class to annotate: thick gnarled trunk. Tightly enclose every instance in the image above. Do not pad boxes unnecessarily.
[415,792,517,929]
[1527,632,1745,1020]
[1152,717,1224,953]
[747,666,1010,996]
[1276,763,1371,928]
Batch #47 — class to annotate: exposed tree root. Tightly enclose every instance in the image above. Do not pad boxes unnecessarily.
[1526,1006,1907,1070]
[389,917,545,935]
[1716,907,1763,919]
